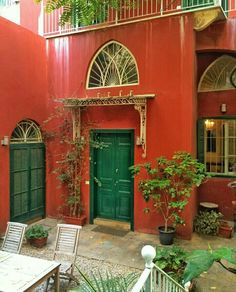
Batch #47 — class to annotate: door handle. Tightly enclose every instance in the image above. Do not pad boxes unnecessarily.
[115,168,119,173]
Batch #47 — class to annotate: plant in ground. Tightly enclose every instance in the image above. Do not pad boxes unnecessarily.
[70,267,139,292]
[130,151,208,231]
[154,245,188,283]
[153,245,236,287]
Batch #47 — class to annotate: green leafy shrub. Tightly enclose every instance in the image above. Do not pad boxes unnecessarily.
[130,151,208,231]
[193,210,223,235]
[25,224,49,239]
[154,245,188,283]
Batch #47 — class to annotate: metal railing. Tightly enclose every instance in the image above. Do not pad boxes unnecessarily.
[131,245,189,292]
[42,0,236,37]
[0,0,19,6]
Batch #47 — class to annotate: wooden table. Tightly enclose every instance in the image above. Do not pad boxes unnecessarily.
[0,251,60,291]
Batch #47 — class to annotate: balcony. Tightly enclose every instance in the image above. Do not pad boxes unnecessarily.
[0,0,20,24]
[42,0,236,37]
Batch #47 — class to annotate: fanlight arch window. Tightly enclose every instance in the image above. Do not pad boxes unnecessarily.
[198,55,236,92]
[10,119,42,143]
[87,41,139,88]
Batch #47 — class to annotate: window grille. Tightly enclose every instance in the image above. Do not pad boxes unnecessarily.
[10,120,42,143]
[87,41,139,88]
[198,119,236,175]
[198,55,236,92]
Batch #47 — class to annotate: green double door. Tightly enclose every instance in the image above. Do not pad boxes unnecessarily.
[92,131,134,223]
[10,143,45,222]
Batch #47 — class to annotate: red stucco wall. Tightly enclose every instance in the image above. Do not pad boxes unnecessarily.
[20,0,41,35]
[46,15,197,239]
[0,17,48,233]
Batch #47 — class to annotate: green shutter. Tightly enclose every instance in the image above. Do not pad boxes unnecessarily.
[197,119,205,163]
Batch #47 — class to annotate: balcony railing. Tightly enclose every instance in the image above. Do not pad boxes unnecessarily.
[0,0,19,6]
[42,0,235,37]
[131,245,189,292]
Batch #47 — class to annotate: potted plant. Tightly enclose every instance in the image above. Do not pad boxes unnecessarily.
[130,151,207,245]
[218,220,233,238]
[193,210,223,236]
[43,105,87,226]
[25,224,49,248]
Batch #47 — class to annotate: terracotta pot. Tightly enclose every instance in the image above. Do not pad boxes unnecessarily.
[28,237,48,248]
[63,215,86,226]
[218,223,233,238]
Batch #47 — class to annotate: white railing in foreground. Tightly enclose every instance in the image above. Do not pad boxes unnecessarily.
[131,245,190,292]
[43,0,236,37]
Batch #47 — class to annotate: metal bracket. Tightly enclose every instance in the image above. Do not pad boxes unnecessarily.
[134,102,147,158]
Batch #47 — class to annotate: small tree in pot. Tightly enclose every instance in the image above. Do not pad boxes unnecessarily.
[130,151,208,244]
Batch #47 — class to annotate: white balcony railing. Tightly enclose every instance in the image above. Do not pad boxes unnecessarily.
[0,0,20,24]
[42,0,236,37]
[131,245,190,292]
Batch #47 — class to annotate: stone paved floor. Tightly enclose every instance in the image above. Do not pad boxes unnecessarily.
[3,217,236,291]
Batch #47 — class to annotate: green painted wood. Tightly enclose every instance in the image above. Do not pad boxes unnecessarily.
[10,144,45,222]
[92,131,133,222]
[197,119,205,164]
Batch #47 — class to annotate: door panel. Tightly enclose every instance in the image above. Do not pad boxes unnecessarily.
[94,131,133,222]
[10,144,45,222]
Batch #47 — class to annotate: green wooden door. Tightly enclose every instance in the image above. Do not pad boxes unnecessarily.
[10,143,45,222]
[92,131,133,222]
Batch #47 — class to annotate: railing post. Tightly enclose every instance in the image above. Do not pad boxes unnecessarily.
[141,245,156,292]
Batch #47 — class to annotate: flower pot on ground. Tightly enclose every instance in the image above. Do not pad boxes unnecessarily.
[130,151,208,245]
[158,226,176,245]
[218,221,233,238]
[63,214,87,226]
[25,224,49,248]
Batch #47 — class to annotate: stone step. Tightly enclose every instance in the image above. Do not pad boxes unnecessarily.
[93,218,130,231]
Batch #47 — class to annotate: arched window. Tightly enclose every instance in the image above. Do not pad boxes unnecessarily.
[87,41,139,88]
[198,55,236,92]
[10,119,42,143]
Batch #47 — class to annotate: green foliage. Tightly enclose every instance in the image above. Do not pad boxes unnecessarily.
[130,151,208,231]
[154,245,188,283]
[25,224,49,239]
[69,266,139,292]
[34,0,134,26]
[193,211,223,235]
[183,247,236,284]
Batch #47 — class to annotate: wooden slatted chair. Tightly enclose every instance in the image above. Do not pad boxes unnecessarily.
[1,222,27,254]
[46,223,82,289]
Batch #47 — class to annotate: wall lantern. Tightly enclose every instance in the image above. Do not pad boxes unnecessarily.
[221,103,227,113]
[1,136,9,146]
[205,119,215,130]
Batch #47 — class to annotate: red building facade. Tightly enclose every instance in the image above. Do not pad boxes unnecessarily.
[0,1,236,239]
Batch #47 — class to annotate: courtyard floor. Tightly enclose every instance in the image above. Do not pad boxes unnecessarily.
[4,217,236,291]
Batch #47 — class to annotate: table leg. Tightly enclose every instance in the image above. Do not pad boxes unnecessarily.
[54,267,60,291]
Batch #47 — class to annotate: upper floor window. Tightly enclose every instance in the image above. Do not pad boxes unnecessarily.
[11,119,42,143]
[87,41,139,88]
[198,119,236,176]
[198,55,236,92]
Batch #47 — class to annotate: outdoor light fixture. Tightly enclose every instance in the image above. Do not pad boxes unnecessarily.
[221,103,227,113]
[205,119,215,130]
[1,136,9,146]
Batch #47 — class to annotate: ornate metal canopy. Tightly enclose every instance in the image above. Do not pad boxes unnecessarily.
[63,94,155,157]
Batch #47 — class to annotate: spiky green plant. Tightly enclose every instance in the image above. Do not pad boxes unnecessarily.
[69,267,139,292]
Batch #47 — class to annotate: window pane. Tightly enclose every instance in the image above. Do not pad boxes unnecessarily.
[203,119,236,175]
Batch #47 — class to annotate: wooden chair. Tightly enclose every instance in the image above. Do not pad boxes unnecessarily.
[46,223,82,289]
[1,222,27,254]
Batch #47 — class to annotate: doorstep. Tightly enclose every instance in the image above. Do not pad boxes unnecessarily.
[93,218,130,231]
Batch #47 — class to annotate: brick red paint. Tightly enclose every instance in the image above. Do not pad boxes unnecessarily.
[20,0,41,35]
[46,15,196,239]
[0,17,48,233]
